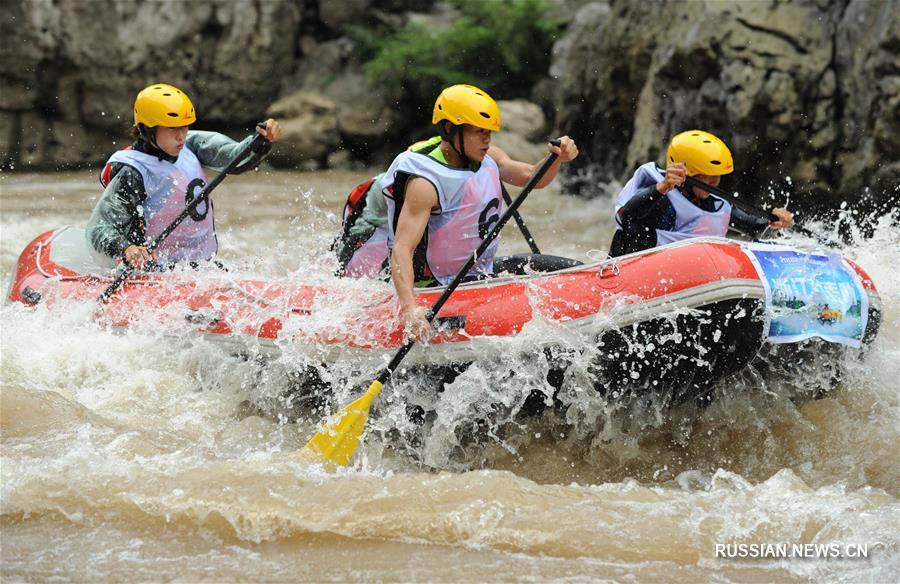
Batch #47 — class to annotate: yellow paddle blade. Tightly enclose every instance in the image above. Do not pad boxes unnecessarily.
[302,380,384,466]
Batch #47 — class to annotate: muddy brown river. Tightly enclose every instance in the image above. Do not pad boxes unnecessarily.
[1,168,897,582]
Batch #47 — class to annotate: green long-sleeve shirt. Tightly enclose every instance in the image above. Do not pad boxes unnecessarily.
[86,130,270,260]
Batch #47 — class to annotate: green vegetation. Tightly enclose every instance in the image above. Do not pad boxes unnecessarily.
[372,0,434,11]
[355,0,561,104]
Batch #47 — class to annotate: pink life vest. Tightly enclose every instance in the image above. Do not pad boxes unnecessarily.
[382,151,503,285]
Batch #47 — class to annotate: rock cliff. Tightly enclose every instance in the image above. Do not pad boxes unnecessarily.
[550,0,899,210]
[1,0,896,211]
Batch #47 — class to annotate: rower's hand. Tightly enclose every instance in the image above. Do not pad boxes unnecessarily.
[769,207,794,229]
[123,245,152,270]
[402,305,434,343]
[657,163,686,194]
[548,136,579,162]
[257,118,282,143]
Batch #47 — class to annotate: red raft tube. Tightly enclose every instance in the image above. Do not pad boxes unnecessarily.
[8,226,882,404]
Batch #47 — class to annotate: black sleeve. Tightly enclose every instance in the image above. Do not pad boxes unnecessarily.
[617,184,668,225]
[729,204,771,236]
[609,184,668,256]
[85,165,147,258]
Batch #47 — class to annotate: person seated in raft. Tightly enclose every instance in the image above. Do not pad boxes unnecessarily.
[334,88,582,283]
[86,83,283,270]
[384,84,580,340]
[334,134,505,279]
[608,130,794,257]
[331,169,389,279]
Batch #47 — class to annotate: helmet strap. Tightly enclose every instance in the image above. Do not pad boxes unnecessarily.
[137,123,159,149]
[134,124,177,162]
[448,124,469,167]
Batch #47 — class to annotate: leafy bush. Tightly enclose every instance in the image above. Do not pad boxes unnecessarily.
[357,0,561,104]
[371,0,434,11]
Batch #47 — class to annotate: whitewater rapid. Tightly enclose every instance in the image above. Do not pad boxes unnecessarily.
[1,169,897,582]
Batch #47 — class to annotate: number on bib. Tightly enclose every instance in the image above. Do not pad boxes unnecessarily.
[478,198,500,239]
[185,178,209,221]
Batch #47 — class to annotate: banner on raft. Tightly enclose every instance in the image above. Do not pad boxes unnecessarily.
[743,243,869,348]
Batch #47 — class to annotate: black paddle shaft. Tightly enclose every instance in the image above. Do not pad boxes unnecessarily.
[377,140,563,384]
[675,172,837,247]
[679,173,779,222]
[98,128,270,303]
[501,184,541,254]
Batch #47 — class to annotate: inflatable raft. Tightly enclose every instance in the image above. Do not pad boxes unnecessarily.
[7,227,882,402]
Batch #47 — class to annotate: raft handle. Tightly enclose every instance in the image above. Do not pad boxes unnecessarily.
[21,286,42,305]
[435,315,466,331]
[599,261,620,278]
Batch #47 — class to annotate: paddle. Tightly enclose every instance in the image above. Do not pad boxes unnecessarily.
[98,126,271,303]
[304,139,564,466]
[501,184,541,254]
[664,170,841,248]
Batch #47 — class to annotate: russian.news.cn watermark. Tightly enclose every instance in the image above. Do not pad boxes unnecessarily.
[715,542,878,560]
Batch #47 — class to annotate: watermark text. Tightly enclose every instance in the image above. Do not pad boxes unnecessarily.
[715,542,872,560]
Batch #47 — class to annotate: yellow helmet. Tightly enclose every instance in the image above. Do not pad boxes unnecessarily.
[666,130,733,176]
[134,83,196,128]
[432,84,501,132]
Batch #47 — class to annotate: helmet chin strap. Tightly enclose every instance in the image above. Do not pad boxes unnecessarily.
[137,123,160,149]
[450,125,469,166]
[135,123,177,161]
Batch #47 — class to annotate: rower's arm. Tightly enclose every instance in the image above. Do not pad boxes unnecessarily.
[610,184,670,256]
[187,130,272,174]
[729,205,771,236]
[390,177,437,315]
[491,136,578,188]
[85,165,147,258]
[617,185,668,226]
[490,145,562,189]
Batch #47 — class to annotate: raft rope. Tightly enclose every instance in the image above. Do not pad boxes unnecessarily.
[585,249,620,277]
[34,227,107,282]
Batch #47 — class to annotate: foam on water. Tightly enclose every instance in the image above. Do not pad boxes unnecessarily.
[1,170,897,581]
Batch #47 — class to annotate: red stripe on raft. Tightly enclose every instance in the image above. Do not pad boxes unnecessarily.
[7,230,880,351]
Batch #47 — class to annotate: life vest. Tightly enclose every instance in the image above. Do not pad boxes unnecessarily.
[615,162,732,246]
[99,146,132,188]
[334,174,389,278]
[342,177,377,225]
[343,226,389,278]
[104,146,217,265]
[335,137,447,279]
[382,147,503,286]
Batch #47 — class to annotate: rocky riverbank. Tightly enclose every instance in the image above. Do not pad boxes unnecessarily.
[1,0,897,211]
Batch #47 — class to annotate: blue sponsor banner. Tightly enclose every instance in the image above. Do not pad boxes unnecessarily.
[745,244,869,347]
